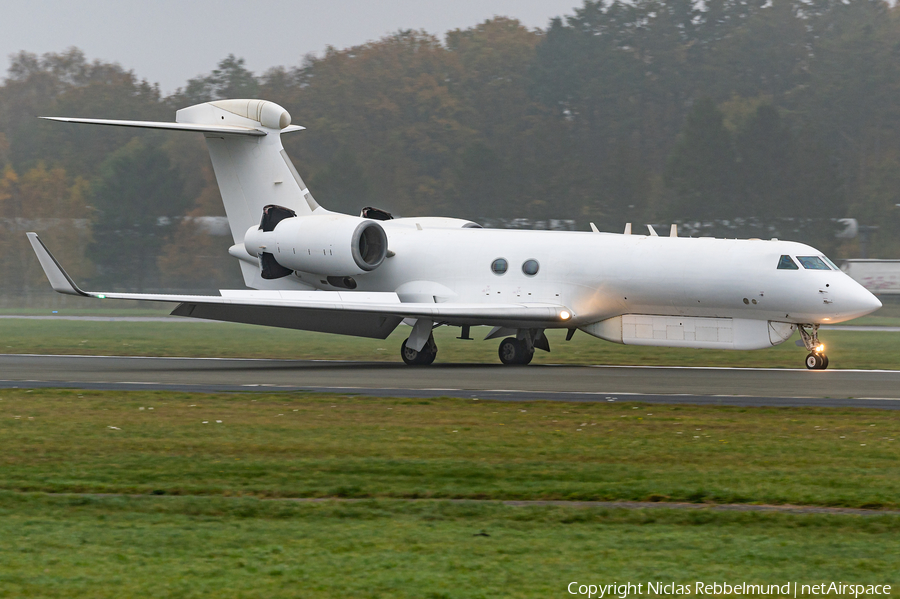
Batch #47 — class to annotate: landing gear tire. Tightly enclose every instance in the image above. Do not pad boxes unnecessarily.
[401,337,437,366]
[799,324,829,370]
[805,353,828,370]
[498,337,534,365]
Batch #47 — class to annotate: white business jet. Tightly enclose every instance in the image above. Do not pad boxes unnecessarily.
[27,99,882,369]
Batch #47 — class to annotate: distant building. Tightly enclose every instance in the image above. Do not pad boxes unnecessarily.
[841,260,900,296]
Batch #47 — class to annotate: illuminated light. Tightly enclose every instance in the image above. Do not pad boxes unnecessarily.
[560,310,571,320]
[816,344,825,353]
[97,294,106,299]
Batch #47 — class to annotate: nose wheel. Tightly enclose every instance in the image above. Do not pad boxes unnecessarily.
[805,352,829,370]
[799,324,829,370]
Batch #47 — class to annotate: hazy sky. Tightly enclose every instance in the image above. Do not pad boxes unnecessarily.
[1,0,580,94]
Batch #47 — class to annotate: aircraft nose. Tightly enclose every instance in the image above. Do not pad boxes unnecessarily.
[842,284,882,318]
[866,291,883,312]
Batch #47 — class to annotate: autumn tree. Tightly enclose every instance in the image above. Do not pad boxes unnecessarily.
[89,139,188,290]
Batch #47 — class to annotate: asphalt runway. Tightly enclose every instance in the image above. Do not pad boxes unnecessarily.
[2,354,900,409]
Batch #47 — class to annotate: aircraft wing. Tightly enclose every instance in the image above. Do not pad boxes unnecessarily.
[27,233,571,339]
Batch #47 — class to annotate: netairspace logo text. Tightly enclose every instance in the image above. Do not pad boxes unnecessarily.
[567,581,892,598]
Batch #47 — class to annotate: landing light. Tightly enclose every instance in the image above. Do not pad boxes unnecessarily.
[560,310,571,320]
[815,344,825,353]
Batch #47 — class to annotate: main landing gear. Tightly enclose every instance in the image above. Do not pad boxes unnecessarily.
[400,326,551,366]
[400,335,437,366]
[798,324,829,370]
[498,329,549,365]
[499,337,533,365]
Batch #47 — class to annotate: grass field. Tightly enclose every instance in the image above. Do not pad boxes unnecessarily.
[1,493,897,598]
[2,317,900,369]
[3,389,898,507]
[3,389,899,596]
[2,389,900,596]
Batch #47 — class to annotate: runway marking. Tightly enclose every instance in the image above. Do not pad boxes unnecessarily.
[584,363,900,373]
[4,353,900,373]
[3,379,899,405]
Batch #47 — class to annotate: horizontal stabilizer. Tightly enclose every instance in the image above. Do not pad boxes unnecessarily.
[39,116,270,137]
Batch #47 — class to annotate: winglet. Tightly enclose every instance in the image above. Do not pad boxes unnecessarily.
[26,233,89,296]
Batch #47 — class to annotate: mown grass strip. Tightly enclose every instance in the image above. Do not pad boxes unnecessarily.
[0,492,897,598]
[2,389,898,508]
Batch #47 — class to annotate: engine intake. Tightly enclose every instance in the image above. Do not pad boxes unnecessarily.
[244,210,388,278]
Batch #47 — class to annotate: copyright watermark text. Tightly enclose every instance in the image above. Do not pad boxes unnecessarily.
[566,581,892,598]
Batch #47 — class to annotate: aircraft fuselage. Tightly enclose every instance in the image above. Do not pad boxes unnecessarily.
[296,224,879,332]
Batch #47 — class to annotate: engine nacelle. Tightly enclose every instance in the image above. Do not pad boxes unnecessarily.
[244,213,387,277]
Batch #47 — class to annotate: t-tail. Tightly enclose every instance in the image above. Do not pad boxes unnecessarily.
[41,99,326,289]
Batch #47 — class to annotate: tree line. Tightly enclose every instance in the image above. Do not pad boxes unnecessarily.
[1,0,899,296]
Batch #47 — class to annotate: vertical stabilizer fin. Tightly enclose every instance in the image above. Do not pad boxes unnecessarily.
[173,100,327,248]
[44,99,326,290]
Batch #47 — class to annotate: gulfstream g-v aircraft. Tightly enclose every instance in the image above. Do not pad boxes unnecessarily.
[28,99,882,369]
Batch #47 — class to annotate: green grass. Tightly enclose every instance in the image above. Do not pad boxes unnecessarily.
[3,389,899,596]
[833,315,900,327]
[0,492,897,598]
[2,389,899,508]
[1,318,900,368]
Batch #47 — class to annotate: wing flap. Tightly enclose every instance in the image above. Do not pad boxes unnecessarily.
[171,302,403,339]
[102,288,567,321]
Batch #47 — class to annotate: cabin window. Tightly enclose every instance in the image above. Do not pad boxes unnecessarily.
[822,255,840,270]
[777,255,799,270]
[491,258,508,275]
[522,259,540,276]
[797,256,831,270]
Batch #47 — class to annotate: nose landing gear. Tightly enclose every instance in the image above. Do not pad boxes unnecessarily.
[805,352,829,370]
[799,324,829,370]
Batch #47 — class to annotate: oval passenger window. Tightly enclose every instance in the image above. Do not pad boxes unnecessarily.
[522,259,539,276]
[491,258,508,275]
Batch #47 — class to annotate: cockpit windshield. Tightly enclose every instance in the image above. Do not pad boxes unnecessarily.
[797,256,831,270]
[777,255,799,270]
[821,255,840,270]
